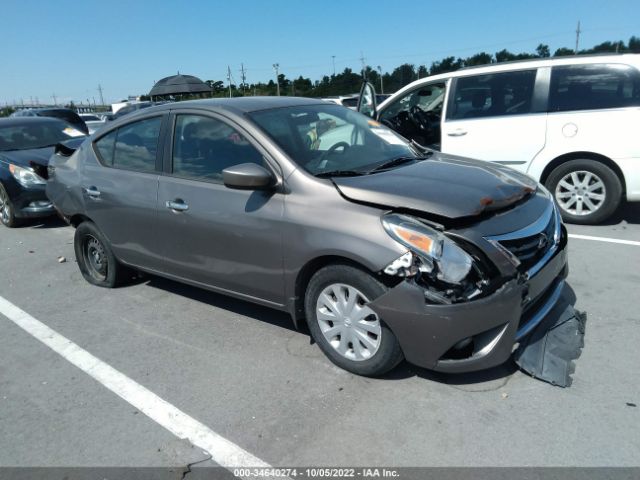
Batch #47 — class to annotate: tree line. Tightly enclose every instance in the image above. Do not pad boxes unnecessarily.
[204,36,640,99]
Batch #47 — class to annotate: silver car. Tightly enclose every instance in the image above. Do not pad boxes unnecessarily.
[47,97,568,376]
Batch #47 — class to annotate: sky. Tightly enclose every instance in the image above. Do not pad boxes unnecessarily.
[1,0,639,106]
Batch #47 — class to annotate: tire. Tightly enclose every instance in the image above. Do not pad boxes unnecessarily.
[545,159,622,225]
[304,264,404,376]
[74,221,129,288]
[0,183,21,228]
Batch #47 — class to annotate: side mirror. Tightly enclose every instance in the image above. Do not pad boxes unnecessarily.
[357,81,377,118]
[222,163,275,190]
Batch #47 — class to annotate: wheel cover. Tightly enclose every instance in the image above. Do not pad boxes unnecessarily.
[83,234,108,281]
[555,170,606,216]
[0,187,10,224]
[315,283,382,361]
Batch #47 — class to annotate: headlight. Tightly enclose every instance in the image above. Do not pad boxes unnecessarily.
[382,213,473,284]
[9,164,46,187]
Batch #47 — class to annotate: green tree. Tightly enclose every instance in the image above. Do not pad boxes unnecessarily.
[536,44,551,58]
[464,52,492,67]
[554,47,575,57]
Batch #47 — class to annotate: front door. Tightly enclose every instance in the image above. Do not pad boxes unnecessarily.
[155,112,285,306]
[377,81,447,150]
[440,68,547,172]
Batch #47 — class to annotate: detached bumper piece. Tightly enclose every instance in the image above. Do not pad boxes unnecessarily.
[514,298,586,388]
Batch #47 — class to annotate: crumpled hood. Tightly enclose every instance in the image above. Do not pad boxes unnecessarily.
[332,153,538,219]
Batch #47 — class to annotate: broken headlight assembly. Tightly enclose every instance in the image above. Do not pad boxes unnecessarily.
[382,213,490,304]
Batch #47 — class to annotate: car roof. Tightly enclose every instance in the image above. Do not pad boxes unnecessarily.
[0,116,70,127]
[142,96,328,116]
[378,53,640,110]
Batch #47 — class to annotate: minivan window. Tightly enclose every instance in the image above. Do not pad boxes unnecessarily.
[549,63,640,112]
[172,114,264,182]
[447,69,537,120]
[109,117,161,172]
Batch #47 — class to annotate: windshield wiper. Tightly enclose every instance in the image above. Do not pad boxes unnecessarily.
[315,170,366,178]
[364,155,430,174]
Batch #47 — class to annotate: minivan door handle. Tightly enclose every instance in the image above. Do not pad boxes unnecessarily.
[84,186,101,198]
[447,129,467,137]
[165,199,189,212]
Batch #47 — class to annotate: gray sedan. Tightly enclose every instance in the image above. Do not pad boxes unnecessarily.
[46,97,568,376]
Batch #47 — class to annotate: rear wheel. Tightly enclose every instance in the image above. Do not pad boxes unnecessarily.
[0,183,20,228]
[74,221,128,287]
[545,159,622,224]
[304,264,404,376]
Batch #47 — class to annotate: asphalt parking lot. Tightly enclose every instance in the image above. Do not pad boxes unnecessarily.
[1,204,639,472]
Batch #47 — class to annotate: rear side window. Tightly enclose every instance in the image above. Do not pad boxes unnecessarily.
[171,114,264,182]
[95,130,117,164]
[447,69,537,120]
[549,64,640,112]
[94,117,161,172]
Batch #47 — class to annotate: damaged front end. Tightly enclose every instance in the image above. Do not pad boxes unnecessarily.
[371,201,585,386]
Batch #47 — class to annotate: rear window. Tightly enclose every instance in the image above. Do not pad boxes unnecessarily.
[447,69,537,120]
[549,63,640,112]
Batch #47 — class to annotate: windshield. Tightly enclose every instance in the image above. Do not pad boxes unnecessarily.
[248,104,420,176]
[0,122,86,151]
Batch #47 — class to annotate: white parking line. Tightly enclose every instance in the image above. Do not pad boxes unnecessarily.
[568,233,640,246]
[0,295,276,477]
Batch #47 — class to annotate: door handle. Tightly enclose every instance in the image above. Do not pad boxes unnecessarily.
[165,199,189,212]
[85,186,101,198]
[447,129,467,137]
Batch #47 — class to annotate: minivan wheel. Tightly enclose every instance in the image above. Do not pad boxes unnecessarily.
[545,159,622,224]
[0,183,20,228]
[304,264,404,376]
[74,221,128,287]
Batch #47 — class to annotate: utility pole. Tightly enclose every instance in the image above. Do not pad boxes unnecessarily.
[575,21,581,54]
[273,63,280,96]
[331,55,336,76]
[227,66,232,98]
[377,66,384,93]
[360,51,366,80]
[52,93,57,106]
[98,84,105,106]
[240,63,247,95]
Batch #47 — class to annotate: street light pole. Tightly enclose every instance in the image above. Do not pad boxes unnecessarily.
[331,55,336,76]
[273,63,280,96]
[377,66,383,94]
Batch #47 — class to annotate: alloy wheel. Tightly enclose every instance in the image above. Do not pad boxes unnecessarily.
[555,170,606,216]
[315,283,382,361]
[0,187,11,225]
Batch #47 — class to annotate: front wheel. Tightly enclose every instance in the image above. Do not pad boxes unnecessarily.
[545,159,622,224]
[304,264,404,376]
[0,183,20,228]
[74,221,129,288]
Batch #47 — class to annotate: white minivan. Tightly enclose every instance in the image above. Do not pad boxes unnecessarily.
[357,54,640,224]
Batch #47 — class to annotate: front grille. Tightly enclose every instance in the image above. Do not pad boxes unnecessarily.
[497,207,556,272]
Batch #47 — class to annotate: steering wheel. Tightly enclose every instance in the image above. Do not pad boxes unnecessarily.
[306,142,350,172]
[408,106,431,132]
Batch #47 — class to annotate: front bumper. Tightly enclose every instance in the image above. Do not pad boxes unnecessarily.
[4,179,55,218]
[369,230,569,373]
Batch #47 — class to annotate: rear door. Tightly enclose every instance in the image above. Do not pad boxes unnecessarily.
[84,114,166,269]
[441,68,547,172]
[155,111,285,306]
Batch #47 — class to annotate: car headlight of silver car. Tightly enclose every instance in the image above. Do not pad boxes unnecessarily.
[382,213,473,284]
[9,164,46,187]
